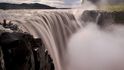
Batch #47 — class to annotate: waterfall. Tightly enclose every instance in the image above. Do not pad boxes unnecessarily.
[0,10,82,70]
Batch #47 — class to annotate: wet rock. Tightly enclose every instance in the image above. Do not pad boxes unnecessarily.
[81,10,124,27]
[32,38,45,70]
[0,25,13,33]
[0,19,20,32]
[0,19,55,70]
[0,47,5,70]
[81,10,113,26]
[0,32,34,70]
[97,11,114,26]
[0,32,55,70]
[112,11,124,23]
[81,10,99,23]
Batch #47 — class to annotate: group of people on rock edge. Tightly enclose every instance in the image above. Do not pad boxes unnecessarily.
[0,19,18,31]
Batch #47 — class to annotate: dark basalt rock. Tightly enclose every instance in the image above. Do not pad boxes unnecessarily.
[0,19,55,70]
[0,32,34,70]
[112,11,124,23]
[81,10,99,23]
[0,47,5,70]
[81,10,124,27]
[45,51,55,70]
[0,32,54,70]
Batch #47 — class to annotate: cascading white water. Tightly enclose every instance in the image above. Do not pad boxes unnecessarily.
[0,0,100,70]
[0,1,123,70]
[0,10,82,70]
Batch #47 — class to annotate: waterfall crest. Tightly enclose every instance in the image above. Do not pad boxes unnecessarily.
[0,10,82,70]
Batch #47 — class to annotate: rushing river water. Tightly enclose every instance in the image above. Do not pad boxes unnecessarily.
[0,9,83,70]
[0,7,124,70]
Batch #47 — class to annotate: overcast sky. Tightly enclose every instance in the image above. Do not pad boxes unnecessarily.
[0,0,123,7]
[0,0,82,7]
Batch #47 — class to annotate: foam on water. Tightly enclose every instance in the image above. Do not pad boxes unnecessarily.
[0,1,123,70]
[0,10,82,70]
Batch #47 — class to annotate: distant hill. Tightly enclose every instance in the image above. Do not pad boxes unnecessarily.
[0,3,57,9]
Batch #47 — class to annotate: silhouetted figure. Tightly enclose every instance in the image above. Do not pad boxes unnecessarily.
[8,21,13,28]
[3,19,7,27]
[8,21,12,25]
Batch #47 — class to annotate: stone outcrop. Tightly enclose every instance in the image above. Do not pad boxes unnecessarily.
[0,21,55,70]
[81,10,124,26]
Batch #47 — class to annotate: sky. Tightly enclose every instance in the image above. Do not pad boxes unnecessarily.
[0,0,123,7]
[0,0,82,7]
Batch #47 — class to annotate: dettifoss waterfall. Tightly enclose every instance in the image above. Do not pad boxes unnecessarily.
[0,4,124,70]
[0,9,83,70]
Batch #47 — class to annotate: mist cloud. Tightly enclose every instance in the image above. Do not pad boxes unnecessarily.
[66,23,124,70]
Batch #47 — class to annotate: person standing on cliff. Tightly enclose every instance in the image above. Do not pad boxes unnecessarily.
[3,19,7,27]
